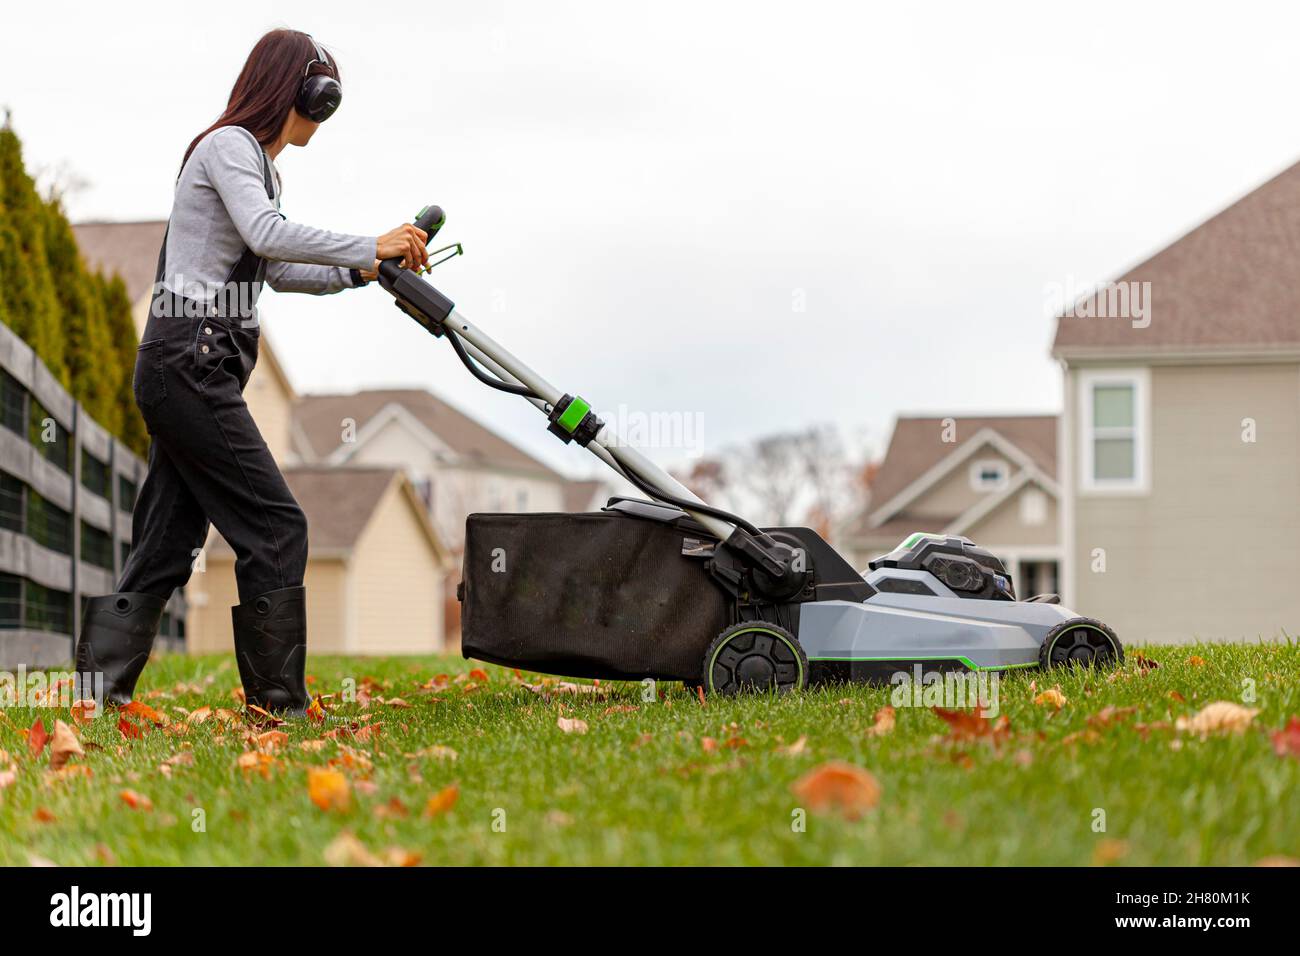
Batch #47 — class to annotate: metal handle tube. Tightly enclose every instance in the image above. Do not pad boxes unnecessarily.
[443,309,735,540]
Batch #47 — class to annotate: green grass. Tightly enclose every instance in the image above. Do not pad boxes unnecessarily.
[1,642,1298,866]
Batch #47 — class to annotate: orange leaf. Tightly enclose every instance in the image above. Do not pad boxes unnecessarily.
[1186,655,1207,667]
[700,737,718,753]
[33,807,57,823]
[1033,687,1068,711]
[48,720,84,771]
[468,668,489,682]
[27,719,48,759]
[255,730,289,752]
[932,707,1011,741]
[1270,717,1300,760]
[237,751,277,778]
[423,784,459,818]
[306,697,326,723]
[119,789,153,811]
[70,699,98,725]
[556,717,588,735]
[307,767,351,812]
[121,700,167,726]
[117,717,143,740]
[867,706,896,736]
[792,762,881,819]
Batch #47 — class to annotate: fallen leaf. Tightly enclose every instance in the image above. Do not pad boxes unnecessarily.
[27,719,48,759]
[423,784,459,817]
[701,737,718,753]
[323,832,382,867]
[468,668,490,682]
[406,745,458,762]
[48,720,84,771]
[307,767,350,812]
[867,706,896,736]
[1034,687,1068,710]
[1186,655,1207,667]
[1092,838,1130,865]
[1176,701,1259,736]
[1087,705,1137,728]
[237,752,277,778]
[1255,856,1300,867]
[792,762,881,819]
[70,700,98,725]
[1168,690,1186,704]
[121,701,167,726]
[557,717,588,735]
[0,770,15,790]
[1270,717,1300,760]
[932,707,1011,741]
[255,730,289,752]
[117,718,143,741]
[384,847,422,867]
[386,698,411,709]
[119,789,153,811]
[374,797,409,819]
[33,807,57,823]
[778,735,808,756]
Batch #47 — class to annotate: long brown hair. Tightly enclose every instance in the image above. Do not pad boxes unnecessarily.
[183,29,339,167]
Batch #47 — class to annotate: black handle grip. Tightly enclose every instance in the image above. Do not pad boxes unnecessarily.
[414,204,445,240]
[378,205,446,283]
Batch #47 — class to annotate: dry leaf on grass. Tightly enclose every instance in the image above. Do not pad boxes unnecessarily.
[792,762,881,820]
[27,719,48,759]
[932,707,1011,742]
[33,807,57,823]
[1186,655,1207,667]
[48,720,83,771]
[1269,717,1300,759]
[556,717,588,735]
[121,701,168,726]
[323,832,383,867]
[117,718,143,741]
[423,784,459,817]
[307,768,351,812]
[255,730,289,752]
[0,769,16,790]
[867,706,896,736]
[70,700,97,725]
[1033,687,1068,710]
[405,745,458,762]
[778,736,808,756]
[1175,701,1259,736]
[119,789,152,811]
[237,752,277,778]
[1092,838,1130,865]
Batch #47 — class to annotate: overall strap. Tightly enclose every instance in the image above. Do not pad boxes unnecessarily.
[151,134,277,306]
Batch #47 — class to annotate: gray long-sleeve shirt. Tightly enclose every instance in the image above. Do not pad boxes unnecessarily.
[162,126,377,324]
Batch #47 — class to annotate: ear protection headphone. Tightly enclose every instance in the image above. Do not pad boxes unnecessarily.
[295,35,342,123]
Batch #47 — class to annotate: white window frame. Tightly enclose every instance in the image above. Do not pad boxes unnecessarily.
[968,458,1010,491]
[1078,367,1150,495]
[1019,486,1048,526]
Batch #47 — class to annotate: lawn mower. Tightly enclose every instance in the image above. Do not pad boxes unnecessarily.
[379,207,1124,693]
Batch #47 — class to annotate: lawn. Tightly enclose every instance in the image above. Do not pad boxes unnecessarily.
[1,642,1298,866]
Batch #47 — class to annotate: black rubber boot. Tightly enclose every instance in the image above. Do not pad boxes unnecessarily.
[74,592,168,706]
[231,586,311,716]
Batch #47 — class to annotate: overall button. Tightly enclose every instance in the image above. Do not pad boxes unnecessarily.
[203,326,213,335]
[200,345,210,354]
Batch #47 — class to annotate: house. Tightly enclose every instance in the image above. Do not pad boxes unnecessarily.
[843,414,1061,599]
[292,388,575,551]
[1053,161,1300,644]
[187,467,448,655]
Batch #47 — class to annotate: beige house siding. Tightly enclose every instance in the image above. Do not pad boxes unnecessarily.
[243,362,296,463]
[352,483,445,655]
[1066,361,1300,643]
[908,446,1017,518]
[964,482,1058,548]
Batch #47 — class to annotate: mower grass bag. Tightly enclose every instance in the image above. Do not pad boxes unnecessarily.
[460,509,728,681]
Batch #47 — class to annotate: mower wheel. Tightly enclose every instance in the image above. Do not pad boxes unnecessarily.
[704,622,808,695]
[1038,617,1124,670]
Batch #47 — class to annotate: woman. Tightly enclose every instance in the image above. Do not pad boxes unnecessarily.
[75,29,430,715]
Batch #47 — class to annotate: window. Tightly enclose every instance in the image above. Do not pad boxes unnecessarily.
[0,472,24,533]
[26,489,72,555]
[0,573,20,629]
[118,474,139,513]
[0,370,26,437]
[1019,487,1048,526]
[969,459,1009,491]
[81,448,111,498]
[28,397,70,473]
[1079,369,1149,493]
[80,521,115,570]
[23,579,71,634]
[120,540,132,569]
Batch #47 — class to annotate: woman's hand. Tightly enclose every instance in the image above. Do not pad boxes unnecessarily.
[376,224,430,272]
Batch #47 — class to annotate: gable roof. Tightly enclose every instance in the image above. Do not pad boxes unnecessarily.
[71,220,167,303]
[1052,161,1300,356]
[866,415,1057,515]
[293,388,561,478]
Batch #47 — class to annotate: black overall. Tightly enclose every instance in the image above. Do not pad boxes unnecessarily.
[117,149,308,604]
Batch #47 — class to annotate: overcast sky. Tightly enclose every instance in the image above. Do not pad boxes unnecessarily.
[4,0,1300,477]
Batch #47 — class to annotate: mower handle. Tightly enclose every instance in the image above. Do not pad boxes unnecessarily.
[378,205,445,281]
